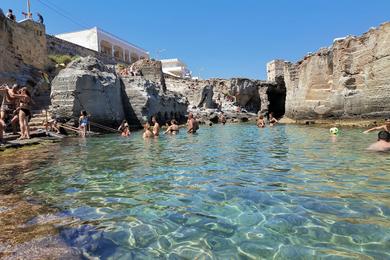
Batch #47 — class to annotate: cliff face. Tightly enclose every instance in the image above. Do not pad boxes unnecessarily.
[165,77,285,117]
[284,22,390,119]
[50,57,125,126]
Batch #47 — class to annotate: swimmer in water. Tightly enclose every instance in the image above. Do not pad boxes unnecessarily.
[367,131,390,152]
[165,119,179,135]
[187,112,199,134]
[363,118,390,134]
[269,112,278,127]
[143,123,154,139]
[152,116,160,137]
[257,114,266,128]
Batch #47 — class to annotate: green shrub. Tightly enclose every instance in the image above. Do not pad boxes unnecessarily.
[49,55,79,65]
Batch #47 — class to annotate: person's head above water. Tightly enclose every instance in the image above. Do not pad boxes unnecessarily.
[81,110,87,117]
[378,131,390,142]
[188,112,193,119]
[171,119,177,125]
[152,116,157,123]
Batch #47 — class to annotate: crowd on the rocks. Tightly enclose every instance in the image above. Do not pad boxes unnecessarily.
[0,84,33,144]
[1,7,44,24]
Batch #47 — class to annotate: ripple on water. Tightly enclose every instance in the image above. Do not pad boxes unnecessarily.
[1,124,390,258]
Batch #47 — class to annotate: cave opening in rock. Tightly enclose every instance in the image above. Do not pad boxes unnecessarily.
[267,76,286,118]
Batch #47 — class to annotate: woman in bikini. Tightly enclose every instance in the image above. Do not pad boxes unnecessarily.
[165,119,180,135]
[13,87,32,139]
[79,110,89,137]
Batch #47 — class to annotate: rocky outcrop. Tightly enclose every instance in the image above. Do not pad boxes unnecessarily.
[197,84,216,108]
[165,78,285,117]
[284,22,390,119]
[121,76,188,126]
[130,59,166,90]
[50,56,125,125]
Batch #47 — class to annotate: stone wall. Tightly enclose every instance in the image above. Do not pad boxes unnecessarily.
[46,35,116,65]
[267,60,288,82]
[0,13,47,74]
[283,22,390,119]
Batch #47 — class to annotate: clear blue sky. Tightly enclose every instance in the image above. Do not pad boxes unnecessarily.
[2,0,389,79]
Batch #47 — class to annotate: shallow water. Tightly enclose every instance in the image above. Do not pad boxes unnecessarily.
[1,124,390,259]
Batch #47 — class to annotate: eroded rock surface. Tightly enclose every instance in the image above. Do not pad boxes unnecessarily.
[121,76,188,126]
[284,22,390,119]
[50,56,125,126]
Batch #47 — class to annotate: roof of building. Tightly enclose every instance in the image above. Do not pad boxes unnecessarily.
[160,58,187,67]
[55,27,148,54]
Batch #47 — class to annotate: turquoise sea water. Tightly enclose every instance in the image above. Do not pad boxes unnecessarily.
[1,124,390,259]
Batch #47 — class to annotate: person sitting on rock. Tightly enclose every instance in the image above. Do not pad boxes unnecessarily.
[269,112,278,127]
[187,112,199,134]
[363,118,390,134]
[152,116,160,137]
[165,119,179,135]
[257,114,266,128]
[367,131,390,152]
[78,110,89,137]
[143,123,154,139]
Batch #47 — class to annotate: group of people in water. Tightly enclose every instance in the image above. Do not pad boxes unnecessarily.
[0,84,33,144]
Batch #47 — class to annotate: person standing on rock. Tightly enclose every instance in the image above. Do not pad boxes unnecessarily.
[152,116,160,136]
[37,13,44,24]
[78,110,89,137]
[187,112,199,134]
[363,118,390,134]
[12,87,32,139]
[1,84,19,134]
[6,9,16,21]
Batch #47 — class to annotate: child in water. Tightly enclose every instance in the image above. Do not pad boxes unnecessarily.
[118,120,130,137]
[257,114,265,128]
[79,110,89,137]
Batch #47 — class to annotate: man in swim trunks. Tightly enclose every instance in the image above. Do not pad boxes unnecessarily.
[187,112,199,134]
[152,116,160,136]
[0,84,19,134]
[363,118,390,134]
[367,131,390,152]
[165,119,179,134]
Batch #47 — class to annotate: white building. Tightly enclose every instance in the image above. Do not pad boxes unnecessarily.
[160,59,191,78]
[55,27,149,63]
